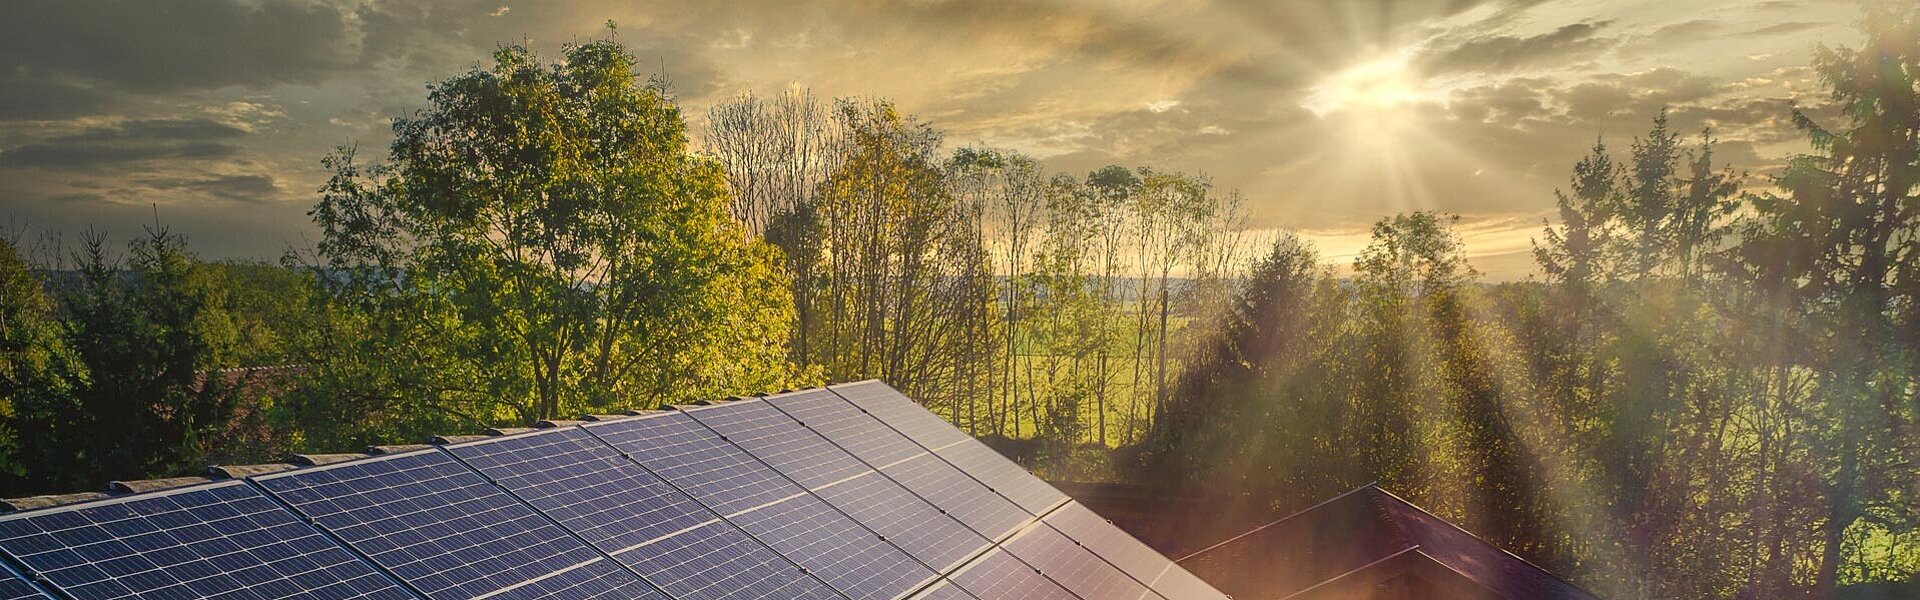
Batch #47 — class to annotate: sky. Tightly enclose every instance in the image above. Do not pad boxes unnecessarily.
[0,0,1872,279]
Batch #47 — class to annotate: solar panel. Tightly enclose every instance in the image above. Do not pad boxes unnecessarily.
[0,553,53,600]
[586,412,937,600]
[948,549,1077,600]
[688,396,991,569]
[1004,520,1163,600]
[2,381,1227,600]
[765,389,1031,540]
[1044,502,1226,600]
[253,450,664,600]
[444,427,841,600]
[908,581,978,600]
[829,381,1067,513]
[0,480,411,600]
[1140,561,1225,600]
[828,381,971,448]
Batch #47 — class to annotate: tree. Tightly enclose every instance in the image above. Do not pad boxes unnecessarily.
[1623,108,1682,278]
[11,230,246,492]
[1535,137,1621,293]
[311,38,801,427]
[0,237,78,491]
[1736,6,1920,594]
[1143,234,1340,503]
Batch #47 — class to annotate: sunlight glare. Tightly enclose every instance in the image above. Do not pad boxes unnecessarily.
[1301,50,1430,117]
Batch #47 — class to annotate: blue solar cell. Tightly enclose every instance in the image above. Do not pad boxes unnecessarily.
[949,549,1077,600]
[828,381,971,448]
[879,454,1030,542]
[0,480,411,600]
[1005,522,1163,600]
[725,497,934,600]
[446,427,839,600]
[0,557,52,600]
[587,413,937,600]
[936,438,1064,514]
[254,450,663,600]
[830,382,1067,513]
[688,398,870,488]
[910,581,979,600]
[766,391,1032,541]
[689,397,990,569]
[1044,502,1227,600]
[767,388,924,466]
[583,412,793,515]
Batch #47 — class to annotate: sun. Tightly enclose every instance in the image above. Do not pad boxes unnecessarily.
[1300,50,1431,117]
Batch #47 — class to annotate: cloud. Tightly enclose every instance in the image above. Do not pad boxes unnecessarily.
[0,0,360,91]
[1739,21,1828,37]
[143,174,283,203]
[0,77,113,121]
[0,119,248,168]
[0,0,1867,280]
[1421,21,1620,74]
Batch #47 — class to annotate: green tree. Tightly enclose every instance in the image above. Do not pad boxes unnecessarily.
[1535,137,1621,293]
[0,237,79,491]
[14,230,245,492]
[311,38,801,428]
[1737,6,1920,594]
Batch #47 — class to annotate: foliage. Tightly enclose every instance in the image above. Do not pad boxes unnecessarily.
[305,38,804,443]
[1139,10,1920,598]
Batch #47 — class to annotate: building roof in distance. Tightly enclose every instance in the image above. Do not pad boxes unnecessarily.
[1177,485,1601,600]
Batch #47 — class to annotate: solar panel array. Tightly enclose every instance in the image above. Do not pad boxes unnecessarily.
[0,380,1227,600]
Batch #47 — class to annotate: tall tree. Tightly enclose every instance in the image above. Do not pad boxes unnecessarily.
[1739,6,1920,594]
[311,38,800,426]
[14,230,244,492]
[0,237,79,492]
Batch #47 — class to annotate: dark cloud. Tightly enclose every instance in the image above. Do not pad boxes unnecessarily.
[1422,21,1619,74]
[0,119,248,168]
[0,78,113,120]
[1621,19,1724,52]
[142,174,283,203]
[0,0,359,92]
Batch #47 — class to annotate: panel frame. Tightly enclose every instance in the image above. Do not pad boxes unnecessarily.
[251,448,665,600]
[583,409,940,600]
[0,478,418,600]
[0,558,52,600]
[1042,501,1227,600]
[442,425,847,600]
[763,389,1032,542]
[688,394,994,573]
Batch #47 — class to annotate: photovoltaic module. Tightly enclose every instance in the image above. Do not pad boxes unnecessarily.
[0,381,1228,600]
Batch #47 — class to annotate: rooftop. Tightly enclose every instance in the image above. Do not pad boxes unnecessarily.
[1176,484,1600,600]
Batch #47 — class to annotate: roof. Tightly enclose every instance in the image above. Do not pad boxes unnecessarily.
[0,381,1228,600]
[1176,485,1601,600]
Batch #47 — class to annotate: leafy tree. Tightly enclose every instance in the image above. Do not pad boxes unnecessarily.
[310,38,801,428]
[0,237,78,491]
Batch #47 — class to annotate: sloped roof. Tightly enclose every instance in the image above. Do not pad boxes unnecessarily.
[1176,485,1600,600]
[0,382,1228,600]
